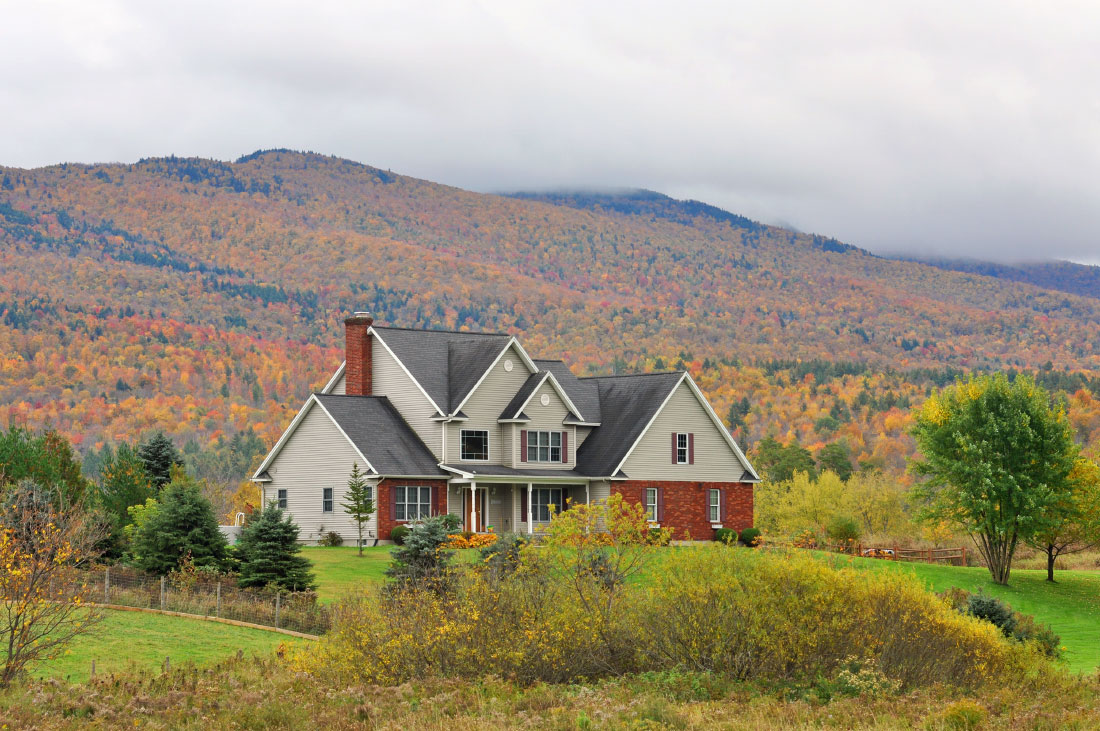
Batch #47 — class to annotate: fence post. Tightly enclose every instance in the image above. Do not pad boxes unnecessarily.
[275,592,281,629]
[216,582,221,618]
[160,576,166,611]
[893,544,899,561]
[104,567,110,604]
[961,547,967,566]
[91,660,95,679]
[928,548,933,563]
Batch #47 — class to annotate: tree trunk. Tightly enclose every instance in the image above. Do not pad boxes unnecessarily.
[358,525,364,557]
[1046,543,1056,582]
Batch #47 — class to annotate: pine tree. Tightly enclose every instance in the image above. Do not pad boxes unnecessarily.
[137,432,183,492]
[132,469,227,575]
[236,504,316,591]
[342,462,375,556]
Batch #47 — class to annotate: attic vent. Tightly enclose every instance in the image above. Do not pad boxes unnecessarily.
[540,394,551,406]
[504,359,514,372]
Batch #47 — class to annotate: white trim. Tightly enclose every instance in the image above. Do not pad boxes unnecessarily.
[450,337,539,416]
[609,373,760,481]
[369,327,446,416]
[251,394,379,480]
[458,428,491,462]
[320,361,346,394]
[507,371,585,423]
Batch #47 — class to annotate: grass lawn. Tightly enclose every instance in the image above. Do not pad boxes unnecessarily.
[829,553,1100,674]
[32,609,305,683]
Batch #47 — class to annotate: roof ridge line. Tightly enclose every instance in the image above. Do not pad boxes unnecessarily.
[579,371,684,380]
[374,325,511,337]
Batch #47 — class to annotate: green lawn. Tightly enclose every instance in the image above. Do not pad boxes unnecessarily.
[303,545,394,601]
[33,609,305,683]
[304,545,480,602]
[829,554,1100,674]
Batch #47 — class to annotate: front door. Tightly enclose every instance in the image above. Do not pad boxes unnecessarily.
[463,488,488,532]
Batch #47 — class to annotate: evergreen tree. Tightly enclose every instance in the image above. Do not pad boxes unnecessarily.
[0,427,88,507]
[137,432,183,492]
[342,462,375,556]
[385,513,461,590]
[98,443,152,525]
[236,504,316,591]
[132,468,227,575]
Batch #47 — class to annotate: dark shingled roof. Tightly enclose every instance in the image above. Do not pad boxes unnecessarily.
[575,372,683,477]
[372,326,512,414]
[499,372,546,420]
[535,359,601,423]
[440,464,590,480]
[314,394,447,477]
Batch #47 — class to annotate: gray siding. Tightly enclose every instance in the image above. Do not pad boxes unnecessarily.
[264,403,377,544]
[486,486,514,533]
[620,383,747,481]
[374,337,443,459]
[575,426,593,448]
[328,372,346,395]
[445,345,534,464]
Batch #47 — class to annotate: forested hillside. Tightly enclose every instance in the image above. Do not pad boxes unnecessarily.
[3,149,1100,487]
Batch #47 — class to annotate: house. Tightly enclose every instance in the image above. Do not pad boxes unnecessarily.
[252,313,759,543]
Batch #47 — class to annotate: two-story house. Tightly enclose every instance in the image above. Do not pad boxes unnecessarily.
[252,313,759,543]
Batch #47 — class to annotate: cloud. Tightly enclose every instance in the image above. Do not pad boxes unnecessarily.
[2,0,1098,262]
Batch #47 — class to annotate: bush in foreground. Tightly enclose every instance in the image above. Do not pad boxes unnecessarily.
[301,544,1040,689]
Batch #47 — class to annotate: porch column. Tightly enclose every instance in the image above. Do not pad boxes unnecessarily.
[469,481,478,533]
[527,482,534,535]
[585,482,590,505]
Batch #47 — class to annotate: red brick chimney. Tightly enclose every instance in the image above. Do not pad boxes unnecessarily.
[344,312,374,396]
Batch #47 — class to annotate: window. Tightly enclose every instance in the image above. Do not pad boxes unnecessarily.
[709,489,720,523]
[461,430,489,461]
[645,488,658,522]
[531,487,565,522]
[322,487,333,513]
[395,485,432,521]
[277,489,287,510]
[527,430,563,463]
[676,433,689,464]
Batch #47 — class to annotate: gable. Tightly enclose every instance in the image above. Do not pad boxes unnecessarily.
[445,344,534,463]
[264,398,370,480]
[372,339,443,458]
[620,381,748,481]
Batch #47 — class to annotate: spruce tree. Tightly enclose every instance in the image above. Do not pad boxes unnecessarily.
[236,504,316,591]
[132,469,227,575]
[137,432,183,491]
[342,462,375,556]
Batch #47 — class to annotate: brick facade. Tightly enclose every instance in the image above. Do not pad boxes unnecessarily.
[613,480,753,540]
[344,314,373,396]
[376,478,449,540]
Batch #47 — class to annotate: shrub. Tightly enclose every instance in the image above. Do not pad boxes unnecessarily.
[385,514,461,590]
[388,525,410,546]
[714,528,738,544]
[303,544,1036,689]
[826,515,861,544]
[738,527,762,546]
[318,531,343,547]
[444,533,497,549]
[940,587,1062,658]
[479,533,528,575]
[966,593,1017,637]
[932,699,987,730]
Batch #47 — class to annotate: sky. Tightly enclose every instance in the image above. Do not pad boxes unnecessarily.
[2,1,1099,264]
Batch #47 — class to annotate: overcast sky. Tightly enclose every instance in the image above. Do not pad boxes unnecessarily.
[2,1,1099,263]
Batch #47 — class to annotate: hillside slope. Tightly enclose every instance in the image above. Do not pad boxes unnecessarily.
[3,150,1100,478]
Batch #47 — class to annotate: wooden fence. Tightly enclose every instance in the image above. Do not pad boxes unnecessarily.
[851,544,968,566]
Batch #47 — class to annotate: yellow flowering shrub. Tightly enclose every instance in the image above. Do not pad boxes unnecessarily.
[298,543,1040,690]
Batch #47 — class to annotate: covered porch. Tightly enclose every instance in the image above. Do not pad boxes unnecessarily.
[441,465,591,535]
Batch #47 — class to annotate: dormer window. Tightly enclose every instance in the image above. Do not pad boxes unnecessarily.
[461,429,489,461]
[673,433,694,464]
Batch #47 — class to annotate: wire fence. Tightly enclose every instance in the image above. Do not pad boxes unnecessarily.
[76,566,331,635]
